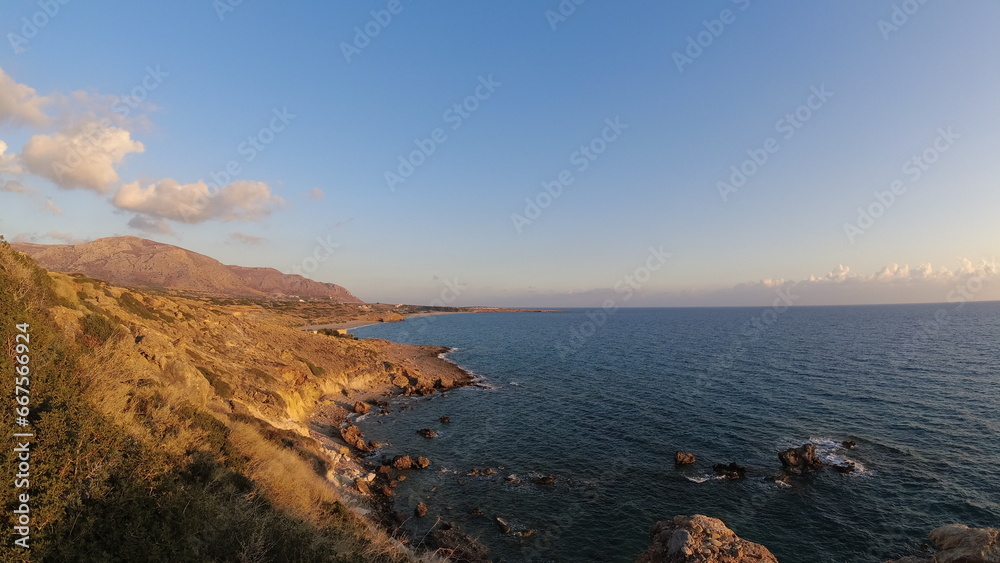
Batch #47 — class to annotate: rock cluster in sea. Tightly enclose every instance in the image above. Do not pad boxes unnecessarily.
[634,514,778,563]
[887,523,999,563]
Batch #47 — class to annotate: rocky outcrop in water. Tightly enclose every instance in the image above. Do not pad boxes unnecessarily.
[778,443,824,471]
[423,522,491,563]
[635,515,778,563]
[675,452,697,465]
[888,524,1000,563]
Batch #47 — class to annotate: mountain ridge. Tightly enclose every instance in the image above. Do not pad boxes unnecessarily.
[11,236,363,301]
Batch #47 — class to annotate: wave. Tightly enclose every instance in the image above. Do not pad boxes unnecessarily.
[808,436,871,474]
[685,474,726,483]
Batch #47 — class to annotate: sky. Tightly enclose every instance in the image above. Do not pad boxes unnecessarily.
[1,1,999,307]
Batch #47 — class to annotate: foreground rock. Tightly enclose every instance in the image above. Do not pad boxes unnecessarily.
[778,443,823,472]
[340,424,371,451]
[635,515,778,563]
[423,522,491,563]
[675,452,697,465]
[888,524,1000,563]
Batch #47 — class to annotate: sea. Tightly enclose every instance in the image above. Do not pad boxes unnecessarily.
[351,303,1000,563]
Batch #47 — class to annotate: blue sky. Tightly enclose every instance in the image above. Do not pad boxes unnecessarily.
[1,1,998,306]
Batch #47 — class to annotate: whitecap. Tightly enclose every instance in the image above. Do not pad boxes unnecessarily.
[686,474,725,483]
[808,436,869,474]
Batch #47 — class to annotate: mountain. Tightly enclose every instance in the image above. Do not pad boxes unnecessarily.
[10,236,363,301]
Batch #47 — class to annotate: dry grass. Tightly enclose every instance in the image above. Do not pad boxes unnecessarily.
[0,240,442,562]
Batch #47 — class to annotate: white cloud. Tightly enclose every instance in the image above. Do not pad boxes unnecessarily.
[308,187,325,200]
[717,259,1000,306]
[21,122,145,192]
[43,199,62,215]
[0,68,50,127]
[127,214,174,235]
[0,140,23,175]
[229,232,265,245]
[113,179,285,223]
[13,232,87,245]
[0,180,31,193]
[0,140,33,194]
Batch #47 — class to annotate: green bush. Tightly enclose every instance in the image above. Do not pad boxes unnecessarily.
[80,313,115,345]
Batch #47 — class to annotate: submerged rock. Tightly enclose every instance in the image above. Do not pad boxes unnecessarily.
[533,475,556,486]
[778,443,824,471]
[888,523,1000,563]
[418,428,437,438]
[675,451,697,465]
[494,516,511,534]
[415,502,428,518]
[440,415,452,423]
[712,463,747,480]
[635,514,778,563]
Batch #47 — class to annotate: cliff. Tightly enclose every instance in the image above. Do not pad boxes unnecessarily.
[0,240,448,561]
[11,236,362,301]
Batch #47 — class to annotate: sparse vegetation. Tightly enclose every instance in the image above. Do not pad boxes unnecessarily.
[80,313,116,346]
[0,241,429,562]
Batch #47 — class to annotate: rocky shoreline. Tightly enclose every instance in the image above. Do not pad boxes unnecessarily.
[307,340,491,557]
[308,339,995,563]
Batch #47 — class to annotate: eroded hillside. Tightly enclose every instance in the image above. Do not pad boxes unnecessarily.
[0,240,454,562]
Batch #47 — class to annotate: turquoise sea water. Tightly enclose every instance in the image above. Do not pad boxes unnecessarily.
[352,303,1000,562]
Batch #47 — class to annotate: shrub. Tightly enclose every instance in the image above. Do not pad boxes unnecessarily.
[80,313,116,345]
